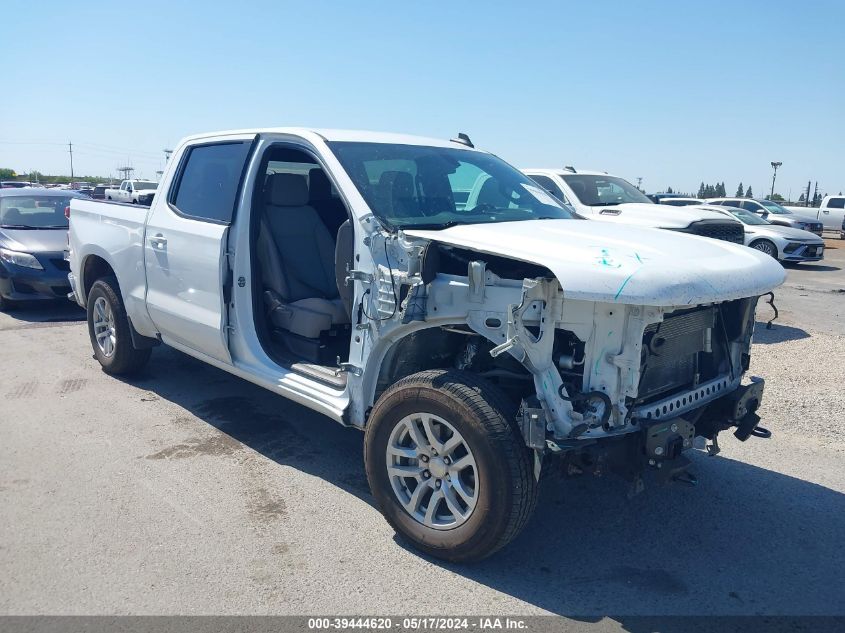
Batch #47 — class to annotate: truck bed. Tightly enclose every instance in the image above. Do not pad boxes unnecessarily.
[68,198,151,319]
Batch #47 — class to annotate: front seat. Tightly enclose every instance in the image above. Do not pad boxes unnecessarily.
[258,173,349,340]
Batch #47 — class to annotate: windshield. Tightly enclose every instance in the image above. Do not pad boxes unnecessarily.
[0,195,74,228]
[662,199,702,206]
[759,199,790,214]
[327,142,574,229]
[134,182,158,190]
[727,209,770,226]
[561,174,653,206]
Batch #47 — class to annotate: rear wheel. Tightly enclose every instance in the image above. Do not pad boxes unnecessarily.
[87,276,151,375]
[364,369,537,562]
[751,239,778,258]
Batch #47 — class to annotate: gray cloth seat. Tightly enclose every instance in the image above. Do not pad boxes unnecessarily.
[258,173,349,339]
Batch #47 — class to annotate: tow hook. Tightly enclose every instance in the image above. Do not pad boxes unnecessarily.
[733,411,772,441]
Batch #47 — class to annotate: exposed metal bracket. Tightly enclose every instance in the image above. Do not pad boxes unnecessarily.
[468,260,486,303]
[335,360,363,377]
[346,269,374,285]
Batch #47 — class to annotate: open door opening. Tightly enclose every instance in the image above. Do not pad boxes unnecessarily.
[249,144,355,388]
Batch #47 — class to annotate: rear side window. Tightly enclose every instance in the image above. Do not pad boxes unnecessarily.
[171,142,252,223]
[827,197,845,209]
[527,174,568,203]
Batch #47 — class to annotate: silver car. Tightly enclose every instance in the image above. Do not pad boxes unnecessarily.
[707,197,824,236]
[697,205,824,263]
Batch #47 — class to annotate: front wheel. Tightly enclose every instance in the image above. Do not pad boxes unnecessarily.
[751,239,778,258]
[364,369,537,562]
[87,276,151,375]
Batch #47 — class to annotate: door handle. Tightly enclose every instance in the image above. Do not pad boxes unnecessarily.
[149,234,167,249]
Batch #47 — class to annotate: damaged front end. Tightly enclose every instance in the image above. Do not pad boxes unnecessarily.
[356,232,775,493]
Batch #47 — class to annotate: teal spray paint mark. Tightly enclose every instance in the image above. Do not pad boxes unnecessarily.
[614,273,636,300]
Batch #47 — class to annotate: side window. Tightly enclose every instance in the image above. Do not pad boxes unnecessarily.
[120,182,127,191]
[170,142,252,223]
[528,174,568,203]
[827,197,845,209]
[740,201,761,212]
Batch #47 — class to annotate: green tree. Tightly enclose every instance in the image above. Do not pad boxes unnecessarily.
[736,182,744,197]
[746,186,753,198]
[0,168,17,179]
[697,182,706,198]
[666,186,674,194]
[798,193,805,202]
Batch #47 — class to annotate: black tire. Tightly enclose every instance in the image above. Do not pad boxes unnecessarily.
[750,239,778,259]
[86,276,151,375]
[364,369,537,562]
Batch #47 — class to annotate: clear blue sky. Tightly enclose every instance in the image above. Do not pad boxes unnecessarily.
[2,0,842,199]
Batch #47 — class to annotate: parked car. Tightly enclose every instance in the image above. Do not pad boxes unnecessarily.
[707,198,823,236]
[697,205,824,263]
[104,180,158,204]
[1,181,33,189]
[785,195,845,235]
[0,189,82,309]
[69,128,784,562]
[91,184,112,200]
[523,169,744,244]
[654,197,705,207]
[841,215,845,240]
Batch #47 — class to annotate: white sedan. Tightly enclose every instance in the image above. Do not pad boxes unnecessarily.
[694,204,824,263]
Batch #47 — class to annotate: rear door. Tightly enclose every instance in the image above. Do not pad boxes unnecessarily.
[143,136,255,363]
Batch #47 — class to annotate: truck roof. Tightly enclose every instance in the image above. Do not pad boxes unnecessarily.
[179,127,478,150]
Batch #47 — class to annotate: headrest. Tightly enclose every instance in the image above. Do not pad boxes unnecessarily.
[2,208,23,224]
[267,173,309,207]
[378,170,414,197]
[309,168,332,202]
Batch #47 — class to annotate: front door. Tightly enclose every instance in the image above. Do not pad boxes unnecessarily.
[143,137,255,363]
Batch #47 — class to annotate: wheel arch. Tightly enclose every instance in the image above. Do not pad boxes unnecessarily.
[749,237,779,258]
[80,253,117,304]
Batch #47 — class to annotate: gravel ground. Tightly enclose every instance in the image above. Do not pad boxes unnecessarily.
[752,324,845,449]
[0,241,843,621]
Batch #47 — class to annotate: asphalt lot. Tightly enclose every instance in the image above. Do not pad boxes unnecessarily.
[1,236,843,621]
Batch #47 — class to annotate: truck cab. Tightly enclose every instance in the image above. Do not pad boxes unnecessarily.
[106,179,158,204]
[786,195,845,234]
[523,168,745,244]
[69,128,785,562]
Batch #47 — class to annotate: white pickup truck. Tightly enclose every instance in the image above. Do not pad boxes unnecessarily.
[523,168,745,244]
[104,179,158,205]
[68,128,784,561]
[785,195,845,235]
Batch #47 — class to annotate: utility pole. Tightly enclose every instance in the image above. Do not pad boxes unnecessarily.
[117,165,134,181]
[806,180,812,206]
[812,181,819,207]
[770,161,782,199]
[163,149,173,161]
[68,141,74,180]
